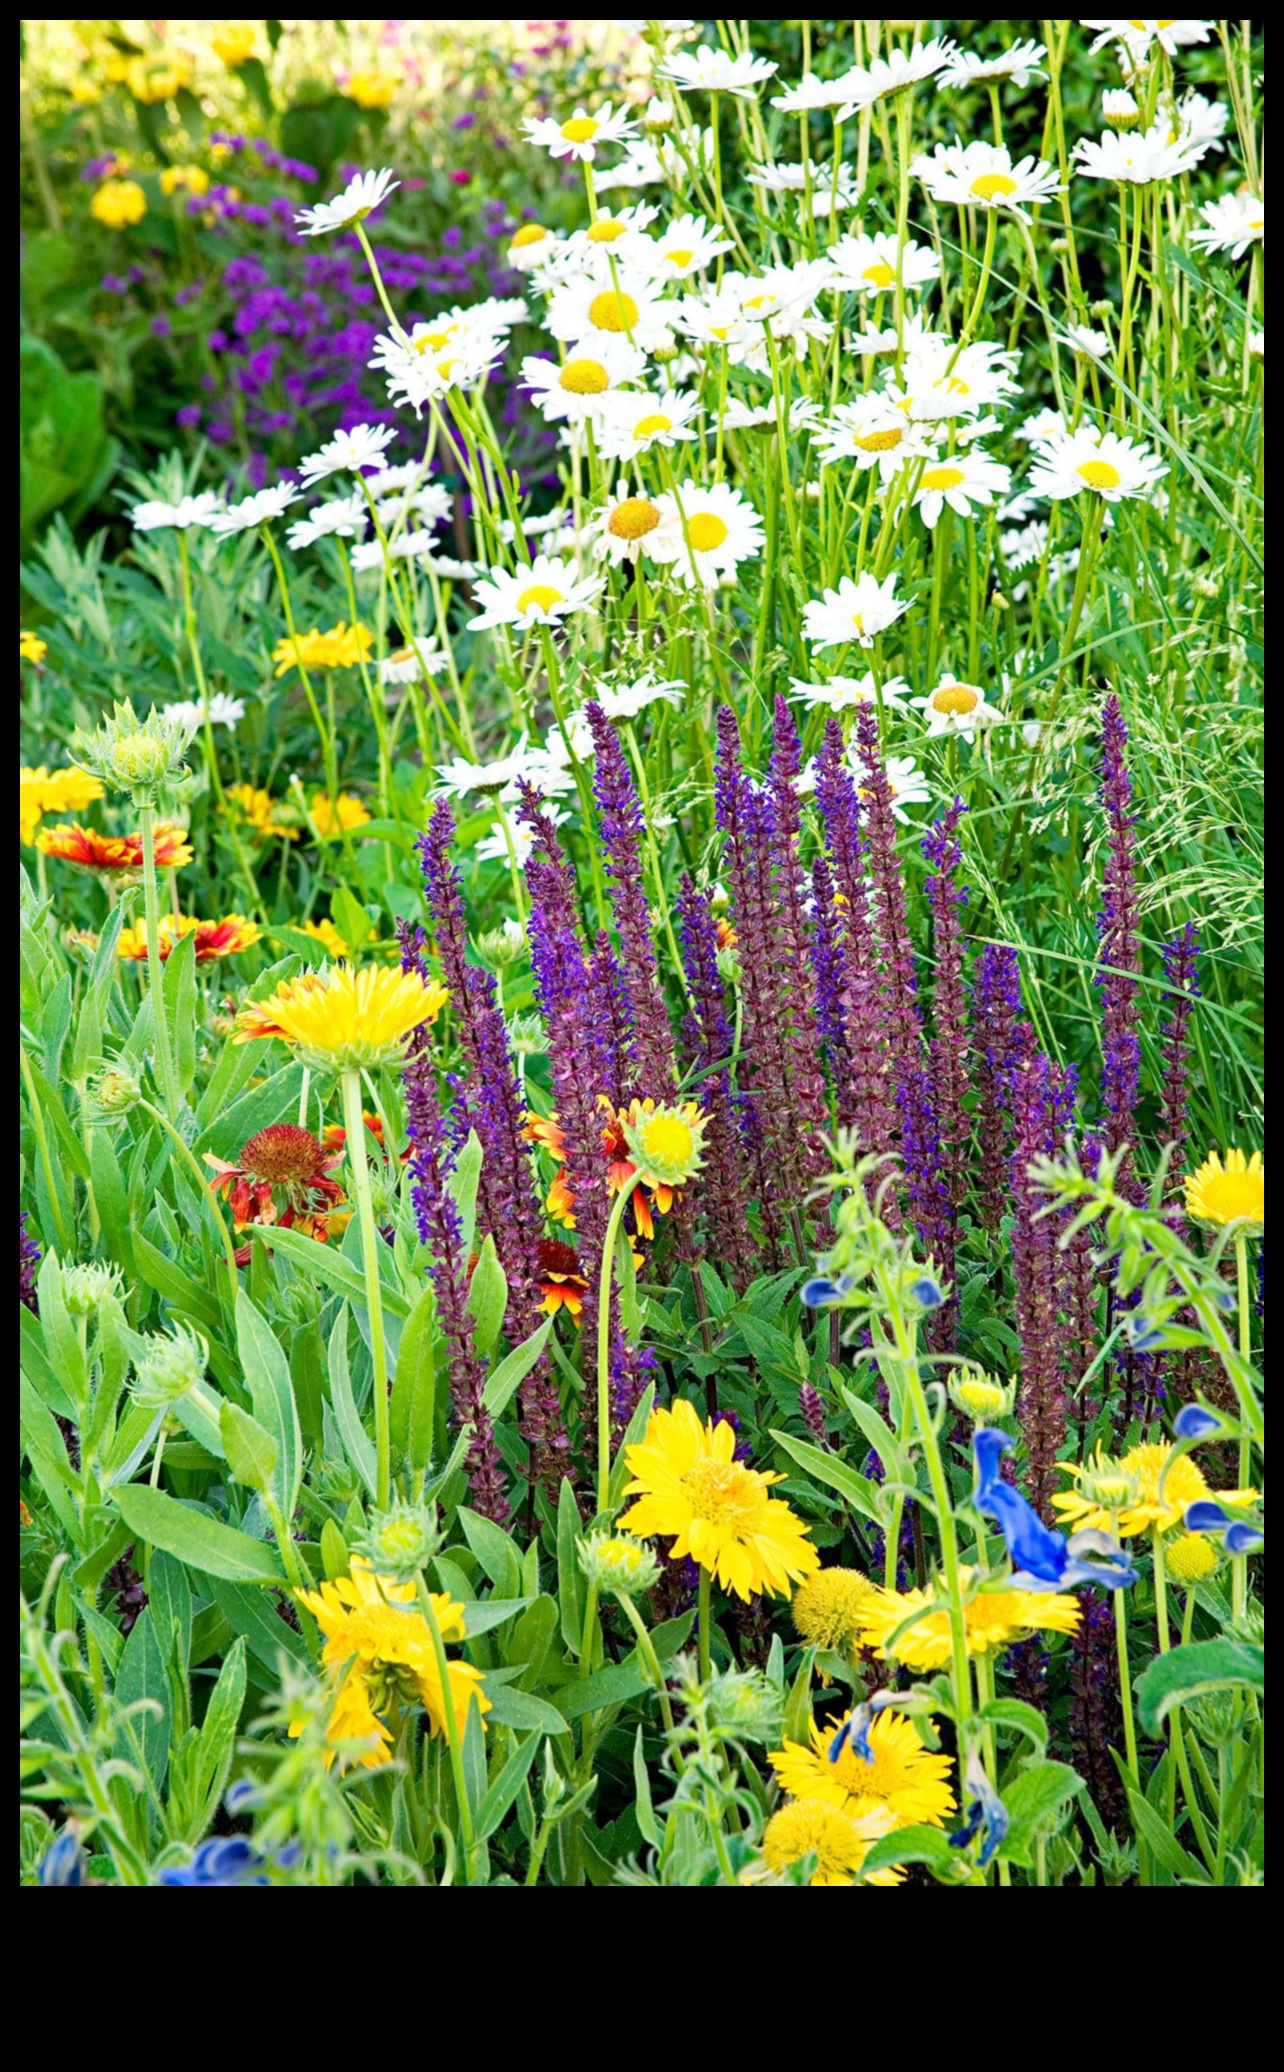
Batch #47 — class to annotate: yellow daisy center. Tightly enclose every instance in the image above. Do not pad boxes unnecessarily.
[851,612,866,634]
[637,1112,695,1164]
[561,116,600,143]
[515,584,565,616]
[390,645,415,664]
[414,326,456,353]
[588,289,639,333]
[559,357,611,395]
[955,1376,1008,1416]
[854,426,903,452]
[1078,458,1122,490]
[681,1458,757,1527]
[971,171,1018,200]
[587,216,628,241]
[632,411,673,439]
[862,260,897,287]
[687,512,729,553]
[709,324,732,341]
[932,682,980,714]
[609,496,661,541]
[1165,1533,1219,1584]
[921,464,966,491]
[510,223,548,249]
[665,247,695,266]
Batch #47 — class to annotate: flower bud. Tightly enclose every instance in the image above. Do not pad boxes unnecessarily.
[63,1260,124,1318]
[90,1063,141,1118]
[578,1531,661,1598]
[71,698,198,799]
[948,1367,1016,1426]
[355,1500,440,1582]
[1103,88,1140,130]
[131,1322,207,1409]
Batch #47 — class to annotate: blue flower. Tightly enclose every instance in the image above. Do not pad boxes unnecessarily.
[826,1691,903,1769]
[949,1751,1009,1868]
[1183,1500,1263,1555]
[39,1829,88,1887]
[972,1430,1135,1592]
[159,1837,270,1887]
[801,1272,855,1309]
[1172,1404,1224,1441]
[911,1275,945,1310]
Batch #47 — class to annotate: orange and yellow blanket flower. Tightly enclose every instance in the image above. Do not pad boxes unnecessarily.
[35,820,193,877]
[118,912,260,963]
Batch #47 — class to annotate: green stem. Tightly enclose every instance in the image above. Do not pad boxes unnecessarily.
[616,1591,676,1732]
[137,799,183,1118]
[415,1573,479,1885]
[138,1098,239,1309]
[595,1182,633,1515]
[343,1068,390,1509]
[697,1563,713,1684]
[1232,1233,1252,1618]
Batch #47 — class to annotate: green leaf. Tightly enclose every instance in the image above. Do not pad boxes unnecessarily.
[556,1476,583,1653]
[186,1638,247,1838]
[859,1823,969,1881]
[457,1508,523,1598]
[206,1579,305,1673]
[320,1519,349,1582]
[481,1684,570,1736]
[114,1608,171,1792]
[999,1761,1085,1867]
[837,1380,914,1485]
[390,1285,436,1473]
[251,1222,410,1317]
[607,1381,657,1510]
[455,1595,536,1639]
[1126,1788,1211,1883]
[633,1724,660,1849]
[556,1660,651,1720]
[467,1232,508,1359]
[111,1485,282,1584]
[447,1130,483,1261]
[235,1291,301,1513]
[476,1732,543,1840]
[161,926,198,1094]
[328,1307,376,1497]
[483,1315,553,1421]
[979,1698,1048,1758]
[1136,1640,1265,1737]
[219,1400,279,1498]
[769,1428,889,1525]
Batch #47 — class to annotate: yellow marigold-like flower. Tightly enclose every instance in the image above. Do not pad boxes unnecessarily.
[292,1559,489,1770]
[234,961,449,1073]
[1185,1149,1263,1233]
[622,1098,708,1188]
[947,1367,1015,1425]
[272,621,374,678]
[123,55,191,104]
[35,821,193,878]
[211,22,257,66]
[618,1397,820,1601]
[20,765,105,845]
[117,912,261,963]
[791,1566,877,1651]
[1053,1442,1257,1539]
[302,916,351,958]
[761,1797,902,1886]
[91,178,147,229]
[345,69,401,110]
[856,1567,1081,1670]
[160,164,210,197]
[21,629,48,664]
[309,790,372,837]
[223,782,298,840]
[1165,1532,1220,1585]
[769,1708,957,1829]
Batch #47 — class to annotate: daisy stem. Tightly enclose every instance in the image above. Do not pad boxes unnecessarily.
[260,524,343,827]
[595,1181,634,1516]
[353,219,399,332]
[138,1097,239,1310]
[342,1067,390,1510]
[615,1590,676,1733]
[177,528,262,919]
[697,1564,713,1684]
[137,798,184,1120]
[953,206,997,359]
[415,1573,480,1884]
[1231,1232,1251,1619]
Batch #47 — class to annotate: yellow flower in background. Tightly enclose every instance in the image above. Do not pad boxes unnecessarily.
[309,790,372,838]
[20,766,105,845]
[1185,1149,1263,1233]
[293,1559,489,1771]
[855,1569,1080,1669]
[791,1567,877,1652]
[117,912,261,963]
[345,69,401,110]
[1053,1443,1257,1539]
[234,962,449,1072]
[1165,1532,1219,1585]
[303,916,352,958]
[618,1397,819,1600]
[761,1798,902,1886]
[91,179,147,229]
[160,164,210,197]
[123,55,191,104]
[211,22,258,67]
[272,621,374,678]
[223,782,298,840]
[21,629,48,664]
[770,1709,956,1829]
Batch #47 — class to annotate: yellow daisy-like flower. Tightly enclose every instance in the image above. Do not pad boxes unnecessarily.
[1053,1442,1257,1539]
[293,1559,489,1771]
[302,916,351,958]
[769,1708,957,1829]
[345,69,401,110]
[1165,1532,1220,1585]
[91,178,147,228]
[791,1567,877,1652]
[234,961,449,1073]
[223,782,298,841]
[856,1568,1080,1670]
[309,790,372,837]
[1185,1149,1263,1233]
[272,621,374,678]
[618,1397,820,1601]
[211,23,257,67]
[760,1798,902,1886]
[123,56,190,104]
[622,1099,708,1189]
[21,629,48,665]
[160,164,210,198]
[20,765,105,845]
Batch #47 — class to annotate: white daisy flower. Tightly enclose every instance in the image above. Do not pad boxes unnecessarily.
[210,483,300,536]
[364,462,420,498]
[673,292,752,353]
[374,483,452,532]
[887,336,1020,420]
[285,495,366,550]
[803,571,910,650]
[732,258,836,324]
[595,385,702,459]
[831,38,957,111]
[771,73,864,116]
[1190,189,1264,259]
[912,448,1012,528]
[508,221,561,270]
[914,675,1005,737]
[521,337,648,425]
[747,160,863,211]
[649,212,733,279]
[1072,124,1187,184]
[1081,21,1213,60]
[1027,425,1167,503]
[788,671,911,712]
[1000,519,1051,569]
[380,641,448,685]
[466,553,604,632]
[1065,322,1111,361]
[426,554,480,581]
[298,422,397,488]
[1174,90,1228,154]
[131,492,223,532]
[1249,329,1264,359]
[522,101,637,164]
[545,269,667,349]
[568,203,659,264]
[649,480,765,587]
[1102,88,1140,129]
[827,230,940,296]
[659,45,777,96]
[436,740,541,800]
[912,137,1063,214]
[589,672,686,720]
[593,483,668,565]
[1015,406,1067,444]
[939,39,1047,88]
[370,328,500,417]
[165,693,246,730]
[720,397,777,430]
[815,396,930,479]
[870,753,933,821]
[295,167,398,238]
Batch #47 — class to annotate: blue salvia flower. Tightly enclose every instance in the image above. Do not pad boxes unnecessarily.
[1172,1404,1226,1441]
[826,1690,903,1768]
[39,1828,88,1886]
[972,1429,1135,1591]
[158,1836,272,1886]
[949,1750,1010,1868]
[1183,1500,1263,1555]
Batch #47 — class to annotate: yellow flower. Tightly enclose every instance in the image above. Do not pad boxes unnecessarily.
[293,1559,489,1771]
[223,782,298,840]
[211,22,257,67]
[345,69,401,110]
[123,56,191,104]
[1165,1532,1219,1585]
[791,1567,877,1652]
[948,1368,1015,1425]
[234,961,449,1073]
[1185,1149,1263,1233]
[760,1798,902,1886]
[856,1568,1080,1669]
[303,916,351,958]
[91,179,147,229]
[160,164,210,197]
[1053,1442,1257,1539]
[272,621,374,678]
[622,1099,708,1188]
[309,790,372,838]
[618,1397,819,1600]
[769,1708,957,1829]
[20,765,105,845]
[21,629,47,665]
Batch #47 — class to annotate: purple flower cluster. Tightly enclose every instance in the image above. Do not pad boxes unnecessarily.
[20,1210,40,1314]
[1158,922,1201,1203]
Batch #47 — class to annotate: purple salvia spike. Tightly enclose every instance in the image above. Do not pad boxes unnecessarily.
[585,701,676,1097]
[809,851,854,1119]
[972,943,1023,1233]
[766,694,831,1190]
[674,873,754,1288]
[921,797,971,1213]
[1008,1027,1067,1520]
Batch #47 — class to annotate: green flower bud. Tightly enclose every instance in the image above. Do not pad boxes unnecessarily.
[62,1261,124,1318]
[706,1667,783,1743]
[89,1063,142,1118]
[354,1500,440,1583]
[476,920,527,970]
[578,1532,661,1598]
[131,1322,207,1409]
[948,1366,1016,1426]
[71,698,198,799]
[507,1012,546,1061]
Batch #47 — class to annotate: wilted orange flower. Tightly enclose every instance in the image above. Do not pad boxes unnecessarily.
[206,1123,345,1240]
[272,621,374,678]
[223,783,298,840]
[35,821,193,876]
[117,912,261,963]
